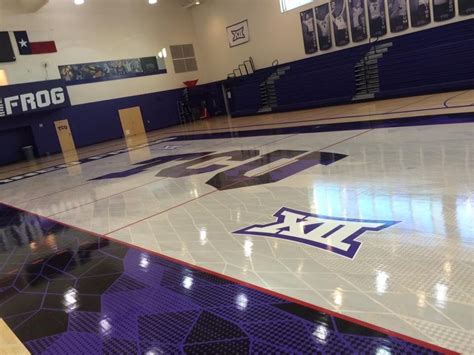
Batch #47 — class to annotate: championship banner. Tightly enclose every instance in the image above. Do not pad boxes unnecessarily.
[349,0,368,42]
[300,8,318,54]
[330,0,350,46]
[226,20,250,48]
[459,0,474,15]
[388,0,409,32]
[315,4,333,50]
[409,0,431,27]
[433,0,455,21]
[368,0,387,37]
[0,79,70,119]
[59,56,166,85]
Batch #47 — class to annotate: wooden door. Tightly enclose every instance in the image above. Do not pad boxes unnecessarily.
[54,119,76,153]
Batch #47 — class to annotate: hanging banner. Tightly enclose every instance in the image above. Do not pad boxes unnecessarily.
[349,0,368,42]
[368,0,387,37]
[300,9,318,54]
[459,0,474,15]
[59,56,167,85]
[330,0,350,46]
[315,4,333,50]
[0,80,70,118]
[388,0,409,32]
[433,0,455,20]
[409,0,431,26]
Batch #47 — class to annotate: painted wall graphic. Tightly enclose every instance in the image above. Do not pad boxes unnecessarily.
[315,4,333,50]
[300,9,318,54]
[368,0,387,37]
[349,0,368,42]
[59,56,166,85]
[330,0,350,46]
[388,0,409,32]
[433,0,455,21]
[409,0,432,26]
[226,20,250,48]
[0,79,70,118]
[459,0,474,14]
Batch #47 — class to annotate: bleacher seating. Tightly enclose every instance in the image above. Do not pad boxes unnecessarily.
[225,19,474,117]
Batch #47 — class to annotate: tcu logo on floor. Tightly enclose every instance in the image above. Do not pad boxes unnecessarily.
[92,149,347,190]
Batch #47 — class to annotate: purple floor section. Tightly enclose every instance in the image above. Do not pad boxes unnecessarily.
[0,203,454,354]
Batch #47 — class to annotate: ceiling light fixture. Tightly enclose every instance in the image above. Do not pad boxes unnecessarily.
[74,0,85,5]
[195,1,200,4]
[149,0,158,4]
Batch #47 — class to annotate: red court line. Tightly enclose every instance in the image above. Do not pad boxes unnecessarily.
[443,90,473,108]
[0,136,173,177]
[38,134,295,217]
[104,129,372,235]
[160,102,474,136]
[1,105,473,183]
[47,177,168,217]
[15,181,93,205]
[387,93,435,113]
[0,201,458,355]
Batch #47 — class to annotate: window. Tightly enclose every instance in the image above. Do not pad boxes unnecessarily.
[169,44,198,74]
[280,0,314,12]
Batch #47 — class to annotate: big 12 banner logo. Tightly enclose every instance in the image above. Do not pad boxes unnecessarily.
[91,149,347,190]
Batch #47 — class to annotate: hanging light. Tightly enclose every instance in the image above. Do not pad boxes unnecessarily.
[74,0,85,5]
[149,0,158,4]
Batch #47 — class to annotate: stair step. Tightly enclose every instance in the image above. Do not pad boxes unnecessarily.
[366,53,383,60]
[258,106,273,113]
[374,42,393,50]
[352,93,375,101]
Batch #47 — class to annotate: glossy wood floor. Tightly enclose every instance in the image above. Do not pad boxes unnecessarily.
[1,89,473,180]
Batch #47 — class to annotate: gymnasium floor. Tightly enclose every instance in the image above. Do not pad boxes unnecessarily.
[0,91,473,354]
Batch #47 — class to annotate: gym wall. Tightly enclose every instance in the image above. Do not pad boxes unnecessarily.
[191,0,472,84]
[0,0,203,105]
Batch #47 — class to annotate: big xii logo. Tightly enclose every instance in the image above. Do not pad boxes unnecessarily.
[93,149,399,257]
[234,207,399,259]
[0,87,66,117]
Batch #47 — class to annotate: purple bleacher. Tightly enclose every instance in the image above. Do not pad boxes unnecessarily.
[227,19,474,117]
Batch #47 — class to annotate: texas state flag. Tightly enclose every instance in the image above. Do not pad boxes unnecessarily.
[14,31,57,55]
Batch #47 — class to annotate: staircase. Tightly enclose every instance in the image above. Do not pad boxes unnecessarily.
[353,42,392,101]
[258,64,291,113]
[227,57,255,78]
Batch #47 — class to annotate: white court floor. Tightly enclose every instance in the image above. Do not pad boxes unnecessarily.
[1,116,473,353]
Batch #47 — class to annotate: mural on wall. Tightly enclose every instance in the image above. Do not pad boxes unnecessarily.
[58,56,166,85]
[368,0,387,37]
[459,0,474,14]
[226,20,250,48]
[300,8,318,54]
[409,0,432,26]
[315,4,333,50]
[433,0,455,21]
[349,0,368,42]
[388,0,409,32]
[330,0,350,46]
